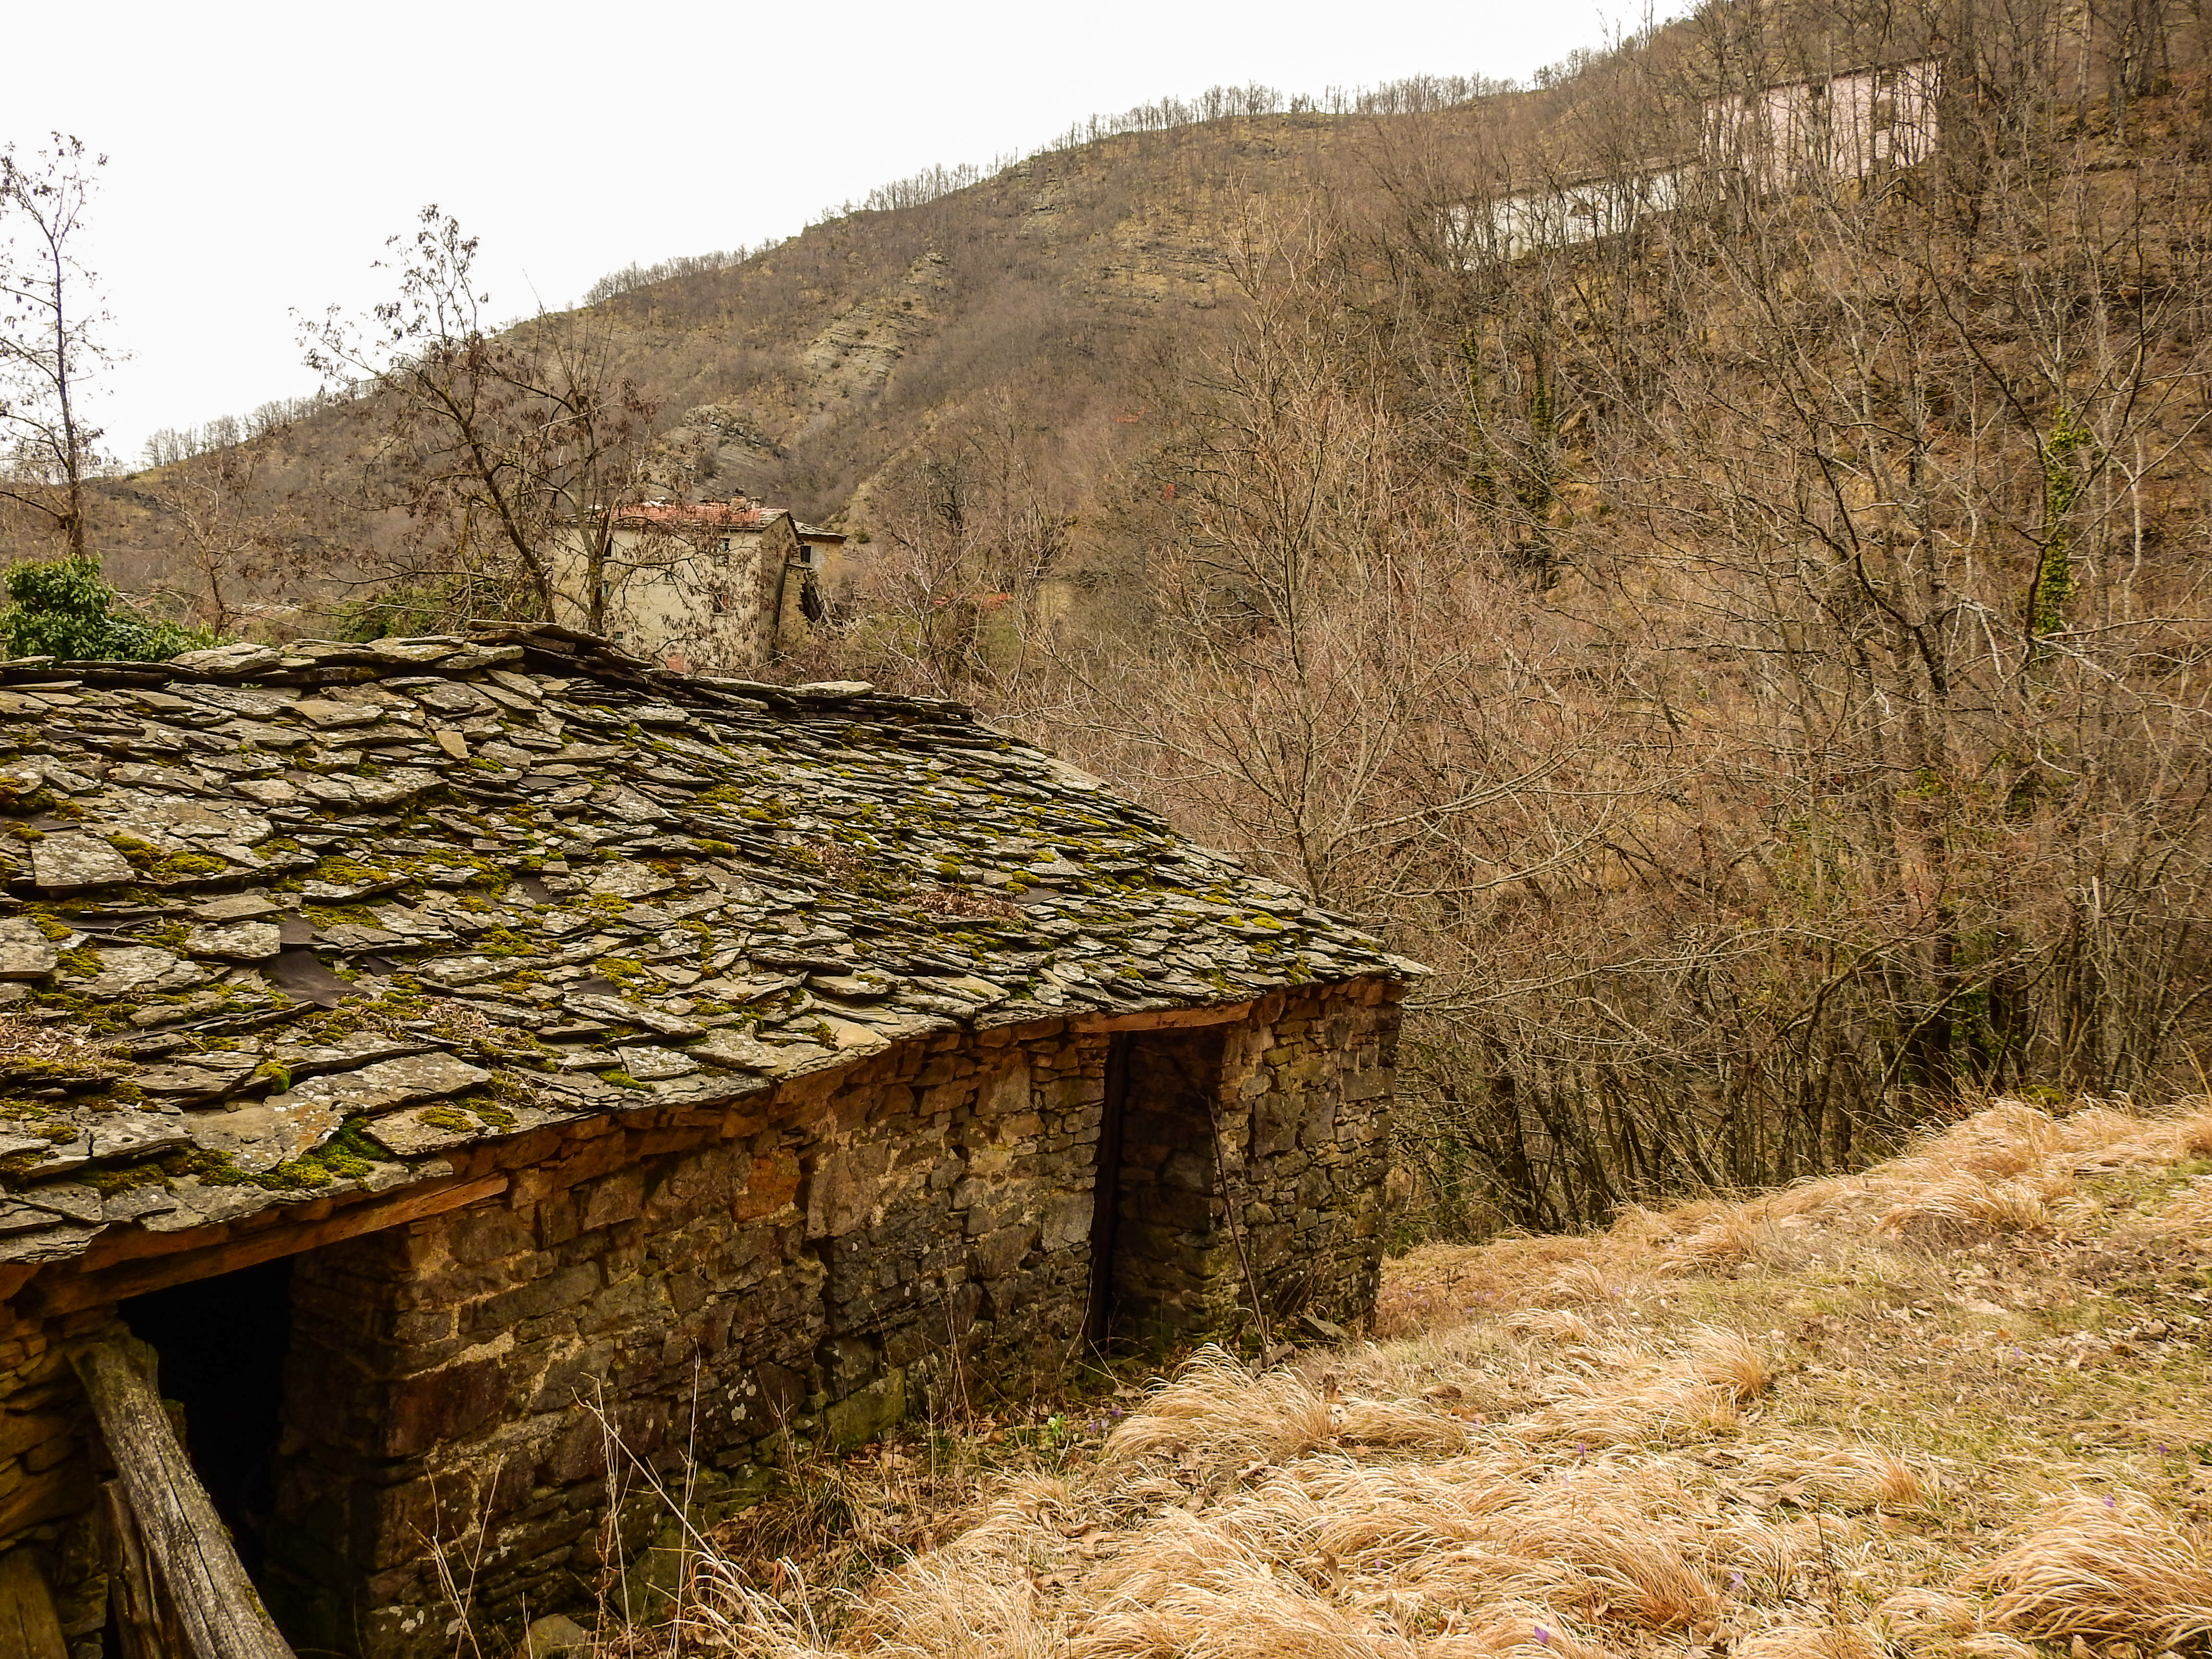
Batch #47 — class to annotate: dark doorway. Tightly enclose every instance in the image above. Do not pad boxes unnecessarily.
[117,1255,295,1577]
[1088,1027,1229,1349]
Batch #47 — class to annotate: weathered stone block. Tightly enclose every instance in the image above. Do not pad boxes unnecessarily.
[823,1371,907,1451]
[1343,1067,1392,1103]
[816,1335,879,1396]
[806,1143,892,1236]
[383,1357,513,1458]
[579,1273,673,1335]
[970,1222,1035,1281]
[733,1150,801,1221]
[1039,1190,1094,1252]
[644,1145,745,1220]
[444,1205,537,1265]
[580,1170,648,1231]
[477,1262,601,1330]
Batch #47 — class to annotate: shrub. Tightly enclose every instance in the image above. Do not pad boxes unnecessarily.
[0,555,213,662]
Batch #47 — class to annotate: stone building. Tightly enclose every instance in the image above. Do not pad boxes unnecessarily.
[547,496,850,671]
[1448,57,1940,264]
[0,626,1414,1656]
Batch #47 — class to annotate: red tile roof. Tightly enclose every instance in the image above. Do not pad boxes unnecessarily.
[608,498,773,529]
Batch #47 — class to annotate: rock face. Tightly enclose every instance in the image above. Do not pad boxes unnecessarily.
[0,625,1416,1659]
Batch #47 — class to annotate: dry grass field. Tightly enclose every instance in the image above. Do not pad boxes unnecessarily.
[583,1100,2212,1658]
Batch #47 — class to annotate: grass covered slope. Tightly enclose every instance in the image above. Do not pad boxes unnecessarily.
[652,1100,2212,1658]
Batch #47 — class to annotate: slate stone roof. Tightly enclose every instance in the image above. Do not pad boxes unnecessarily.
[0,626,1412,1264]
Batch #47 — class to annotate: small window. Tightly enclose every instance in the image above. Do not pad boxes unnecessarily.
[793,546,815,569]
[718,538,731,553]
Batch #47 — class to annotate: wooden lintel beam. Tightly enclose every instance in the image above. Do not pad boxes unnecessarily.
[1071,1001,1258,1033]
[24,1174,509,1318]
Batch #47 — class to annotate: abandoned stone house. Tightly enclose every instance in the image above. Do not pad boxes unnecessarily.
[548,496,851,672]
[0,625,1414,1657]
[1449,57,1940,264]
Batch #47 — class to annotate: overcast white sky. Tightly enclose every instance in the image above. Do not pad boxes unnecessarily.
[6,0,1611,462]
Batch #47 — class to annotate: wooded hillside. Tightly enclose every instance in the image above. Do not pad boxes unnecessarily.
[19,0,2212,1238]
[842,0,2212,1236]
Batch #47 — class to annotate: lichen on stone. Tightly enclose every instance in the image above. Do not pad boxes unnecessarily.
[0,623,1414,1260]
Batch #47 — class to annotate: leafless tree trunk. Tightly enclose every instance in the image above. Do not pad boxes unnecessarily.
[0,135,110,562]
[300,207,659,629]
[144,432,306,634]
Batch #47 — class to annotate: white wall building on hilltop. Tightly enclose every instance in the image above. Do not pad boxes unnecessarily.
[1447,58,1943,266]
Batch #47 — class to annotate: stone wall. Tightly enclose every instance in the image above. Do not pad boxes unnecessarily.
[551,522,790,671]
[0,978,1399,1658]
[1103,983,1399,1343]
[0,1301,107,1658]
[266,1013,1110,1655]
[1226,983,1400,1330]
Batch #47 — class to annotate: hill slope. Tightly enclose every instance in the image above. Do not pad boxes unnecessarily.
[584,114,1364,520]
[597,1098,2212,1658]
[79,107,1432,613]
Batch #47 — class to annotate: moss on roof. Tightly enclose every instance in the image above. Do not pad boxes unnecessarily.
[0,625,1415,1263]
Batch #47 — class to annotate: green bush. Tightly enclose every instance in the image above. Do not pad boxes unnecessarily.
[0,556,213,662]
[332,579,469,642]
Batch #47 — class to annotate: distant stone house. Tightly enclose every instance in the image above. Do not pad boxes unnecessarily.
[548,496,851,672]
[0,627,1415,1657]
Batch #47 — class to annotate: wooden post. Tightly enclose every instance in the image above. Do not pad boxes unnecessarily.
[0,1546,68,1659]
[70,1337,295,1659]
[103,1480,186,1659]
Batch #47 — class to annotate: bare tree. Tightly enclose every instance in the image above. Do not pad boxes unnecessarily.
[301,206,659,628]
[1270,0,2212,1233]
[844,394,1074,694]
[0,135,110,561]
[145,433,304,635]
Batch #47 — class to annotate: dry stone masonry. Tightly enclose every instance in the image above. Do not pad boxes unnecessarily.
[0,625,1416,1657]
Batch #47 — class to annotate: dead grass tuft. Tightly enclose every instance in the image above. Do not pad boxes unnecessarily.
[1740,1445,1928,1511]
[905,885,1024,921]
[1503,1307,1601,1345]
[1332,1396,1474,1454]
[1522,1334,1768,1447]
[1436,1603,1620,1657]
[1537,1260,1635,1306]
[1728,1625,1882,1659]
[1684,1327,1773,1404]
[1662,1209,1778,1272]
[1869,1585,1979,1637]
[2173,1100,2212,1158]
[0,1013,113,1070]
[845,1559,1063,1658]
[1099,1346,1334,1473]
[1963,1491,2212,1648]
[1875,1168,2072,1244]
[1075,1555,1431,1659]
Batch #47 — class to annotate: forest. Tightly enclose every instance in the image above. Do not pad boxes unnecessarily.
[817,0,2212,1237]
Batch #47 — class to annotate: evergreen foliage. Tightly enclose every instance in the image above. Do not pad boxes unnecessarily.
[0,555,212,661]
